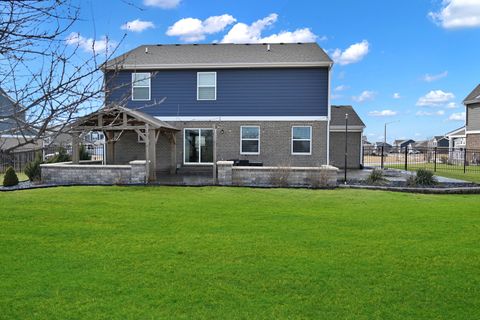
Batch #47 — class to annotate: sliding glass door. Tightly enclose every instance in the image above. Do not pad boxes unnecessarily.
[184,129,214,164]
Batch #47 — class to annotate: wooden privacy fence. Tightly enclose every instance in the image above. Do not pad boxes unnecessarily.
[0,145,105,173]
[0,149,39,173]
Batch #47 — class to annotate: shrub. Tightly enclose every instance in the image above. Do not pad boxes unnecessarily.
[308,170,332,189]
[366,169,386,185]
[25,154,43,182]
[406,175,417,187]
[440,155,448,164]
[415,169,437,186]
[48,147,70,163]
[3,166,19,187]
[269,167,291,187]
[79,144,91,161]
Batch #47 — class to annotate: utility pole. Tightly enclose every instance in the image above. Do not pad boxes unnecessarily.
[382,120,399,169]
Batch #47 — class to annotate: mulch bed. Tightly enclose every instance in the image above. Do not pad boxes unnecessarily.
[340,180,480,194]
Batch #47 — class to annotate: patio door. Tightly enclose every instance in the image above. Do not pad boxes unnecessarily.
[184,129,214,164]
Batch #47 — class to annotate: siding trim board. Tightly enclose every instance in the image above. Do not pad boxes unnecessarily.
[112,62,333,70]
[156,116,328,121]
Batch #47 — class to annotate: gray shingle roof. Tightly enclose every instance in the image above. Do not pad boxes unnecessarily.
[464,84,480,103]
[330,105,365,127]
[104,43,333,70]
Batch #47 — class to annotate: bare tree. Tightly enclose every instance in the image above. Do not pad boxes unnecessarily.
[0,0,124,152]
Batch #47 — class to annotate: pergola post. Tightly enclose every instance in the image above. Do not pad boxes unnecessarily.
[71,133,80,164]
[145,124,157,182]
[105,131,115,164]
[169,132,177,174]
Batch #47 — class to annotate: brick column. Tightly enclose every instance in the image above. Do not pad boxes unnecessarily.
[216,161,234,186]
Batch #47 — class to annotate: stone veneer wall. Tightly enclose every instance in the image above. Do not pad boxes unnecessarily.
[41,160,147,185]
[217,161,338,187]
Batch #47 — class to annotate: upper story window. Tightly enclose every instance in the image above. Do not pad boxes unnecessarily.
[132,72,151,101]
[292,126,312,155]
[240,126,260,154]
[197,72,216,101]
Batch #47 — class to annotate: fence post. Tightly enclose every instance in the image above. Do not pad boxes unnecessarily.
[381,145,384,169]
[434,147,437,172]
[404,147,408,171]
[463,148,467,174]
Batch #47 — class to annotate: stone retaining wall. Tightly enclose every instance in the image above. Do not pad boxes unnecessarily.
[217,161,338,187]
[41,160,147,185]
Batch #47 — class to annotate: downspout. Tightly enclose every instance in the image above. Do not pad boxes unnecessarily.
[326,64,332,165]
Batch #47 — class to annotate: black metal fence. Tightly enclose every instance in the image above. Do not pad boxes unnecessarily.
[363,146,480,175]
[0,144,105,174]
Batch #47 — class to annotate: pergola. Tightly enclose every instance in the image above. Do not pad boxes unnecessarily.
[69,105,179,182]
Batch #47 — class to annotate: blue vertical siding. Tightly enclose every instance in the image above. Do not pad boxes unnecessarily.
[105,68,329,117]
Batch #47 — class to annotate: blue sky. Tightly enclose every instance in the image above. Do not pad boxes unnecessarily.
[70,0,480,143]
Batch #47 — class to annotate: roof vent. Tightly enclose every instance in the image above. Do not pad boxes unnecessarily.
[145,47,149,54]
[267,44,271,52]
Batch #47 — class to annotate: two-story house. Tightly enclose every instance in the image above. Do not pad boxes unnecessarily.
[0,88,41,152]
[101,43,364,175]
[464,84,480,150]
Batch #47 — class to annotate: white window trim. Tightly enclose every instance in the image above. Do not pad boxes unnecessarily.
[131,72,151,101]
[197,72,217,101]
[291,126,312,155]
[240,126,260,155]
[183,128,214,165]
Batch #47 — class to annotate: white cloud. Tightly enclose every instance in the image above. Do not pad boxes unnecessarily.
[331,40,369,65]
[429,0,480,29]
[353,90,376,103]
[335,85,349,92]
[331,94,342,100]
[416,90,455,107]
[393,93,401,99]
[220,13,318,43]
[65,32,116,53]
[369,110,397,117]
[416,110,445,116]
[166,14,236,42]
[446,102,458,109]
[144,0,180,9]
[448,112,466,121]
[121,19,155,32]
[423,71,448,82]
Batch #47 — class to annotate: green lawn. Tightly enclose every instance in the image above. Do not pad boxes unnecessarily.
[1,187,479,319]
[385,163,480,183]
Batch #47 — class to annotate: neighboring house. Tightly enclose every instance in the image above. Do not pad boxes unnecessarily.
[328,105,365,168]
[446,126,466,150]
[464,84,480,150]
[362,137,374,156]
[373,142,392,155]
[0,88,41,152]
[446,126,466,161]
[427,136,449,149]
[412,140,428,151]
[392,139,415,153]
[100,43,363,173]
